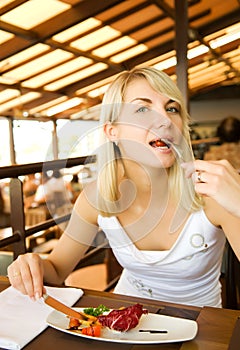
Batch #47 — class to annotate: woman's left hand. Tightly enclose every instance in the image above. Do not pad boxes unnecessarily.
[181,159,240,217]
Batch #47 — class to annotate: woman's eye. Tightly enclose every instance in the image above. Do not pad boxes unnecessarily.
[166,106,179,113]
[136,106,149,113]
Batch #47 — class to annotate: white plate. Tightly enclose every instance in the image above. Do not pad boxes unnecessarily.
[46,307,198,344]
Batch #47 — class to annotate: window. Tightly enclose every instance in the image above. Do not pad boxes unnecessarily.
[0,117,99,166]
[57,119,99,160]
[13,120,53,164]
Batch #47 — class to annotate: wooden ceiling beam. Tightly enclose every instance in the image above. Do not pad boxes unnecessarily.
[0,21,38,40]
[0,0,123,60]
[62,66,119,96]
[198,8,240,36]
[0,0,26,15]
[32,0,123,39]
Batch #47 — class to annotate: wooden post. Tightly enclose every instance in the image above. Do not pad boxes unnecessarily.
[52,120,59,160]
[10,178,27,258]
[175,0,189,111]
[8,118,16,165]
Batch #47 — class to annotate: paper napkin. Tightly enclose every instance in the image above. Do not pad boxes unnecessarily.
[0,285,83,350]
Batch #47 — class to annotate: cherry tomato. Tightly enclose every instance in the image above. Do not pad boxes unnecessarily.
[155,140,165,147]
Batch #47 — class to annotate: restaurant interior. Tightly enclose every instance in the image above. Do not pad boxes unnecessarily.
[0,0,240,317]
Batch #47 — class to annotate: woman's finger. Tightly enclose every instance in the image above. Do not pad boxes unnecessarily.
[7,253,44,300]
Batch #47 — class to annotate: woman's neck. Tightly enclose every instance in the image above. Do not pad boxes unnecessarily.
[121,159,169,195]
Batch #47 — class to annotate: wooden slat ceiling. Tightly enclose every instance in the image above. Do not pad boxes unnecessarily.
[0,0,239,121]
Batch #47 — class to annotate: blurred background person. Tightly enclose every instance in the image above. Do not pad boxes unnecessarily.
[216,116,240,144]
[32,172,51,208]
[33,170,72,218]
[23,174,39,209]
[204,116,240,171]
[0,185,10,228]
[68,174,82,204]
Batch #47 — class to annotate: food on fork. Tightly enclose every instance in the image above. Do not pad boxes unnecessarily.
[149,138,168,148]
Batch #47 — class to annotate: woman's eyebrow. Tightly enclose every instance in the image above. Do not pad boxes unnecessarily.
[129,97,152,103]
[167,99,176,104]
[129,98,176,104]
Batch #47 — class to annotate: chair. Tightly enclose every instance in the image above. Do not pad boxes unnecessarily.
[25,207,59,252]
[65,232,122,292]
[65,263,108,291]
[25,207,47,227]
[0,251,13,275]
[222,241,240,309]
[0,251,49,276]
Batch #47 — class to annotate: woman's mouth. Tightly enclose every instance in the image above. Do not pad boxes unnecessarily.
[149,138,170,149]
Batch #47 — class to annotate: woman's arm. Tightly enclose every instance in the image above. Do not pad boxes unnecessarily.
[7,188,99,299]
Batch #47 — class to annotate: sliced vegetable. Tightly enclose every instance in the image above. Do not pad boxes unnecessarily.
[68,317,80,329]
[81,325,102,337]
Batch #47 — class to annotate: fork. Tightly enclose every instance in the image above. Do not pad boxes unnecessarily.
[161,138,184,163]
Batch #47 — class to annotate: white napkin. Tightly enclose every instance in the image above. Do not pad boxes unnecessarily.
[0,286,83,350]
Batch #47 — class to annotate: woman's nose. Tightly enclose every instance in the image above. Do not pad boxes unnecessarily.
[151,109,171,129]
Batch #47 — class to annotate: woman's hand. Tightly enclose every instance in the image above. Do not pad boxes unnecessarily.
[7,253,45,300]
[181,159,240,217]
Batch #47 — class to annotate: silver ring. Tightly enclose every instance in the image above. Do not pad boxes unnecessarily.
[197,171,202,182]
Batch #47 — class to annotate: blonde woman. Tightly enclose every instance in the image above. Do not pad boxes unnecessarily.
[8,67,240,307]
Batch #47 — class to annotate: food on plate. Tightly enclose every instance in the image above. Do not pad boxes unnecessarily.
[97,303,148,332]
[81,325,102,337]
[68,312,98,329]
[67,303,148,337]
[83,304,110,316]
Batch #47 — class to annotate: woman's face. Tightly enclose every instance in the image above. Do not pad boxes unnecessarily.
[112,78,183,169]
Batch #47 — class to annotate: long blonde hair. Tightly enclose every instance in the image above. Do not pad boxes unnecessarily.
[97,66,202,216]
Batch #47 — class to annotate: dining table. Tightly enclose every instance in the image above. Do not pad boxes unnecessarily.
[0,277,239,350]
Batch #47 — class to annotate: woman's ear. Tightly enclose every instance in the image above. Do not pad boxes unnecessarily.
[104,122,118,143]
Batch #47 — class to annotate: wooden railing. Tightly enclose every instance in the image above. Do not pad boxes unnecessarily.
[0,156,95,257]
[0,155,122,291]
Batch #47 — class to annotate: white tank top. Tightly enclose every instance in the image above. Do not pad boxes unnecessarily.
[98,210,226,307]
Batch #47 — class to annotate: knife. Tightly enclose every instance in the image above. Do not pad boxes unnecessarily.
[43,293,82,319]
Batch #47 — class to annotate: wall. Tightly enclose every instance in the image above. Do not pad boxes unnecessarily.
[189,98,240,138]
[190,98,239,124]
